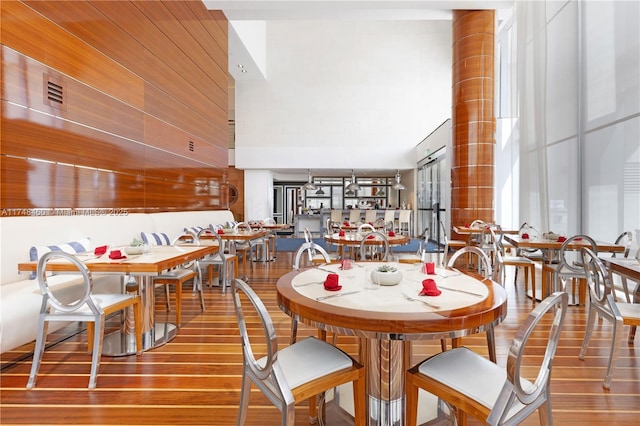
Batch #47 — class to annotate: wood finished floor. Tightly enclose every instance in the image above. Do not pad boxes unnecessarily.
[1,251,639,425]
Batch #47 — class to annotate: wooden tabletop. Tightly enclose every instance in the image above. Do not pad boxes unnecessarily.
[453,225,519,235]
[598,256,640,282]
[503,234,625,253]
[217,229,268,241]
[17,245,216,275]
[276,262,508,340]
[324,232,410,247]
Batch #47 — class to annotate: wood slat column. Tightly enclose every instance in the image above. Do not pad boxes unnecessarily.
[451,10,496,238]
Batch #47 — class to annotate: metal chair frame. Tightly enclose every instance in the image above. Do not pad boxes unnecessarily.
[27,251,142,389]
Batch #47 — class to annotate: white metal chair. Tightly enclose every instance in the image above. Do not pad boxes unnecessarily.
[397,226,430,264]
[578,247,640,389]
[440,219,467,266]
[357,222,375,234]
[611,231,635,302]
[348,209,362,224]
[383,209,396,231]
[445,246,497,362]
[542,234,597,305]
[358,230,390,262]
[232,221,255,274]
[293,234,332,271]
[398,209,412,235]
[27,251,142,389]
[231,278,366,426]
[153,231,202,327]
[197,229,238,295]
[290,237,333,345]
[490,228,537,302]
[406,291,568,426]
[364,209,377,224]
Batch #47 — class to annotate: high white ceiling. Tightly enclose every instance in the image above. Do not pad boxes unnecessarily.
[204,0,514,81]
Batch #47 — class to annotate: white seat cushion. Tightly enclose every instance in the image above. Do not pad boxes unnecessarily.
[268,337,353,389]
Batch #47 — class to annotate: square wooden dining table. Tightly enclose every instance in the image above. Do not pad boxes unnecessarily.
[18,245,216,355]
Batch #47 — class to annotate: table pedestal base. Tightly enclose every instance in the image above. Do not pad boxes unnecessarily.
[102,322,178,356]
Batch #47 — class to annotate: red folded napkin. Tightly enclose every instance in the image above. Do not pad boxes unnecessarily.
[323,274,342,291]
[94,245,107,255]
[422,262,435,274]
[388,231,396,237]
[343,221,350,226]
[557,236,566,242]
[367,234,375,239]
[340,259,352,270]
[217,229,225,235]
[575,237,582,241]
[108,250,126,260]
[338,230,345,236]
[419,279,441,296]
[521,233,529,239]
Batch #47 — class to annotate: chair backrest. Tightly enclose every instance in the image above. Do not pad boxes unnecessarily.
[349,209,361,224]
[263,217,276,225]
[364,209,377,224]
[438,219,449,244]
[199,228,225,260]
[359,231,390,261]
[233,221,252,232]
[488,291,568,424]
[558,234,597,274]
[580,247,616,313]
[416,227,430,257]
[37,251,97,314]
[357,223,375,234]
[447,245,493,278]
[293,241,331,270]
[399,209,411,222]
[230,278,280,383]
[383,209,395,224]
[613,231,632,258]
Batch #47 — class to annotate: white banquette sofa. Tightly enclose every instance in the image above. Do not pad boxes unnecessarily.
[0,210,235,354]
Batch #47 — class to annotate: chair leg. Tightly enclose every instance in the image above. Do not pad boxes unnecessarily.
[175,282,182,328]
[404,372,420,426]
[164,285,171,311]
[604,318,625,389]
[290,318,298,345]
[26,316,48,389]
[88,317,105,389]
[237,373,252,425]
[352,371,366,426]
[486,324,497,363]
[530,264,536,303]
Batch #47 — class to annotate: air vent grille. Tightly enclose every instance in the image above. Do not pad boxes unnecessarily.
[43,74,66,110]
[188,140,194,152]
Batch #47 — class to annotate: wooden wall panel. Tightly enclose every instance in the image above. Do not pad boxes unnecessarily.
[0,1,230,215]
[2,1,145,109]
[2,101,147,172]
[1,47,145,143]
[144,82,227,147]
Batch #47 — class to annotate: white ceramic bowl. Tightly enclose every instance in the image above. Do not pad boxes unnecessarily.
[124,246,144,255]
[371,270,403,286]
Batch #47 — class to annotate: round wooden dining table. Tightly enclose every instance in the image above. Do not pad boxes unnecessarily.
[276,262,508,426]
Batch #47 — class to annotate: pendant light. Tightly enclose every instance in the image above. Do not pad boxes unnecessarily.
[302,169,317,191]
[315,187,325,195]
[345,169,361,191]
[391,170,406,190]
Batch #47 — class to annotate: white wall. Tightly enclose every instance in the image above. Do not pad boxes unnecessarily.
[234,19,452,171]
[243,169,274,221]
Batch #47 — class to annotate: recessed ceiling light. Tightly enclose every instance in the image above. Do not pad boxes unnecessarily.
[241,69,247,73]
[237,64,244,68]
